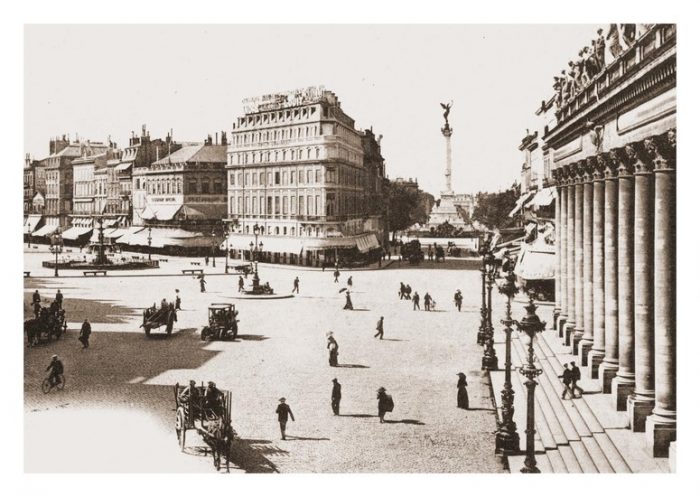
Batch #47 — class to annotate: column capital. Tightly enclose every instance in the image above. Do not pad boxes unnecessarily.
[552,167,563,185]
[595,152,611,180]
[583,156,597,182]
[644,131,676,171]
[573,160,587,183]
[561,163,573,184]
[612,147,635,177]
[625,142,654,175]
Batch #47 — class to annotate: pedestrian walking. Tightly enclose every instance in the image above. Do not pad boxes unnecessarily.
[327,332,339,367]
[424,292,433,311]
[293,276,300,294]
[55,289,63,309]
[199,274,206,293]
[399,282,405,300]
[79,318,91,349]
[331,378,341,415]
[558,363,574,399]
[276,397,295,440]
[428,247,434,261]
[333,269,340,283]
[454,289,463,312]
[374,316,384,339]
[205,255,209,266]
[343,290,353,310]
[406,284,412,297]
[457,372,469,410]
[238,276,244,292]
[175,289,181,310]
[412,291,420,310]
[570,361,584,398]
[347,276,353,288]
[376,387,394,423]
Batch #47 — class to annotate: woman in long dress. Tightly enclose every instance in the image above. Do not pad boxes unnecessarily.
[457,372,469,410]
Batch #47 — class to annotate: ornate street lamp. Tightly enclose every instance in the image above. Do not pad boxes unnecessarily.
[477,243,489,345]
[514,292,546,473]
[147,226,152,261]
[224,222,230,274]
[495,269,520,454]
[211,228,217,268]
[250,223,262,291]
[49,228,64,277]
[481,250,499,371]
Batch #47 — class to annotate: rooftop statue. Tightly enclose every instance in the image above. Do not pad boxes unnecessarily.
[440,101,453,129]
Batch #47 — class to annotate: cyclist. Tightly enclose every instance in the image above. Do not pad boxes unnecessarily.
[46,354,64,387]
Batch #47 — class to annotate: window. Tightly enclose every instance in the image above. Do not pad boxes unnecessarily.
[245,173,250,185]
[290,171,295,184]
[260,195,265,214]
[230,172,235,185]
[307,170,312,184]
[213,180,223,194]
[283,227,287,235]
[291,150,295,160]
[298,195,304,215]
[283,171,288,185]
[230,196,235,214]
[268,172,272,185]
[315,169,321,183]
[252,173,257,186]
[275,196,280,215]
[283,196,288,215]
[291,195,296,214]
[291,227,295,236]
[252,196,258,214]
[201,179,210,194]
[189,180,197,194]
[267,196,273,214]
[237,196,243,214]
[315,195,320,216]
[275,172,280,185]
[307,195,312,215]
[259,172,264,184]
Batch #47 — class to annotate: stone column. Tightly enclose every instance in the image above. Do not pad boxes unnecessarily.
[588,155,606,378]
[627,142,655,432]
[553,168,562,328]
[644,131,676,456]
[572,162,585,353]
[557,170,569,337]
[564,164,577,346]
[599,155,619,393]
[578,158,595,364]
[611,149,636,411]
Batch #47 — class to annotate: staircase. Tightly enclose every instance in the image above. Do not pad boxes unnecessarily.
[491,327,670,473]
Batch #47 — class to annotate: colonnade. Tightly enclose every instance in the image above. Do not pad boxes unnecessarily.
[552,129,676,456]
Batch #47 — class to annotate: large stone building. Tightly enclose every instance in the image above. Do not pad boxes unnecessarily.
[24,154,47,237]
[547,24,676,458]
[224,87,384,266]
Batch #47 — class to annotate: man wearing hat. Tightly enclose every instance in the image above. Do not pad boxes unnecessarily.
[377,387,392,423]
[175,289,181,310]
[331,379,342,415]
[46,354,64,388]
[79,318,92,349]
[457,372,469,410]
[276,397,295,440]
[204,381,223,415]
[454,290,463,312]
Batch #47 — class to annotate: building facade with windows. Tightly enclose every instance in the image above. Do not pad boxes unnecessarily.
[224,87,384,266]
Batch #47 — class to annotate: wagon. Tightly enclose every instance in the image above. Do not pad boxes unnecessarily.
[201,303,239,341]
[141,303,177,336]
[25,308,67,347]
[174,383,237,471]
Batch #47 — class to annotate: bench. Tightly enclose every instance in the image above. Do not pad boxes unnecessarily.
[182,269,204,275]
[159,259,169,263]
[190,262,202,266]
[84,270,107,276]
[24,271,30,278]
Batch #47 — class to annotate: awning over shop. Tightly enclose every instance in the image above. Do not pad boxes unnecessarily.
[61,227,93,240]
[356,233,380,253]
[524,187,556,209]
[71,217,94,228]
[90,227,128,243]
[32,224,59,237]
[508,192,535,218]
[24,215,42,233]
[514,244,555,280]
[221,234,306,254]
[114,226,145,245]
[114,162,133,172]
[180,204,226,220]
[123,227,208,248]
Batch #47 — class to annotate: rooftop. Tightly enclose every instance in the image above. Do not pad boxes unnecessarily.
[152,144,227,166]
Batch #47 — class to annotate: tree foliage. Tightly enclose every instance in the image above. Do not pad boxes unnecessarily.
[386,182,429,236]
[472,186,520,230]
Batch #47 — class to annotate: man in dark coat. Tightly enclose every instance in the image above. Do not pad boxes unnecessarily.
[559,363,573,399]
[238,276,244,292]
[204,381,223,415]
[199,275,206,293]
[32,290,41,317]
[331,379,341,415]
[454,290,463,312]
[570,361,584,398]
[374,316,384,340]
[333,269,340,283]
[79,318,91,349]
[175,289,181,310]
[377,387,391,423]
[46,354,64,387]
[293,276,300,294]
[424,292,433,311]
[412,291,420,310]
[55,289,63,309]
[276,397,295,440]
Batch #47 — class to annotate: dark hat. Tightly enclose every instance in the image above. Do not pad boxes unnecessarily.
[208,381,215,386]
[570,361,576,366]
[457,372,466,377]
[332,378,338,382]
[377,387,386,393]
[279,397,286,402]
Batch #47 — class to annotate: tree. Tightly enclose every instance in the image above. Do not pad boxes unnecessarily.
[386,182,429,239]
[472,186,520,230]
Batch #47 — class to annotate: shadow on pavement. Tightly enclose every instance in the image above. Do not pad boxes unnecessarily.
[466,407,497,412]
[338,414,375,418]
[235,334,269,341]
[285,435,330,441]
[380,338,405,342]
[228,438,285,473]
[384,419,425,425]
[336,364,369,369]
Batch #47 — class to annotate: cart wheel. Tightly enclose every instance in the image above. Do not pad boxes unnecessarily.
[41,378,51,394]
[213,449,221,470]
[56,374,65,391]
[144,325,151,337]
[166,316,174,335]
[175,409,186,452]
[201,326,211,341]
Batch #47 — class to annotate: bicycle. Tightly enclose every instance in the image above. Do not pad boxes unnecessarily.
[41,374,65,394]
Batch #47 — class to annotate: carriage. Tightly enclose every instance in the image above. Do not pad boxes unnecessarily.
[25,307,67,347]
[141,302,177,336]
[201,303,239,341]
[174,383,236,471]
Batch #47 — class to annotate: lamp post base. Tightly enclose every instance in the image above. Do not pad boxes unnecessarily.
[495,427,520,454]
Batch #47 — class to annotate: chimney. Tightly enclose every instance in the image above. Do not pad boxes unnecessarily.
[215,132,218,145]
[221,131,227,146]
[142,124,146,137]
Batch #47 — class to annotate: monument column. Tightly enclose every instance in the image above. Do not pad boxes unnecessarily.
[557,169,569,336]
[644,131,676,456]
[572,162,585,353]
[611,148,636,411]
[588,155,606,378]
[578,158,595,364]
[442,124,453,193]
[599,154,619,393]
[564,164,577,346]
[553,168,562,328]
[628,142,656,432]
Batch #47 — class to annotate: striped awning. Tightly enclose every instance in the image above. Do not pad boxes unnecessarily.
[221,234,306,254]
[61,227,93,240]
[33,224,59,237]
[514,245,555,280]
[508,192,535,217]
[524,187,556,209]
[24,215,42,233]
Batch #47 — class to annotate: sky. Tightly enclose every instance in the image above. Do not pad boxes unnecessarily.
[25,24,599,197]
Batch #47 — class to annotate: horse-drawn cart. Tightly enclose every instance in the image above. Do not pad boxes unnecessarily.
[174,383,236,471]
[25,307,67,347]
[141,303,177,336]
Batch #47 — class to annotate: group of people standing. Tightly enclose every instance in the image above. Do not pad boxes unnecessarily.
[398,283,435,311]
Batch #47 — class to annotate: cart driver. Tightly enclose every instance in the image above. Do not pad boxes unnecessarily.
[204,381,224,415]
[179,380,202,413]
[46,354,64,387]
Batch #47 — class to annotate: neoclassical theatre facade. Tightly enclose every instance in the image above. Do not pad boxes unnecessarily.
[547,24,676,457]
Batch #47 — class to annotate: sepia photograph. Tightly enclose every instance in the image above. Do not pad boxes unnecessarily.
[7,2,697,495]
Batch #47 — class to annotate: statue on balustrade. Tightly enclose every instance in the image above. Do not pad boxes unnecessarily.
[621,24,637,49]
[606,23,623,59]
[595,28,606,69]
[553,76,563,109]
[584,45,599,79]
